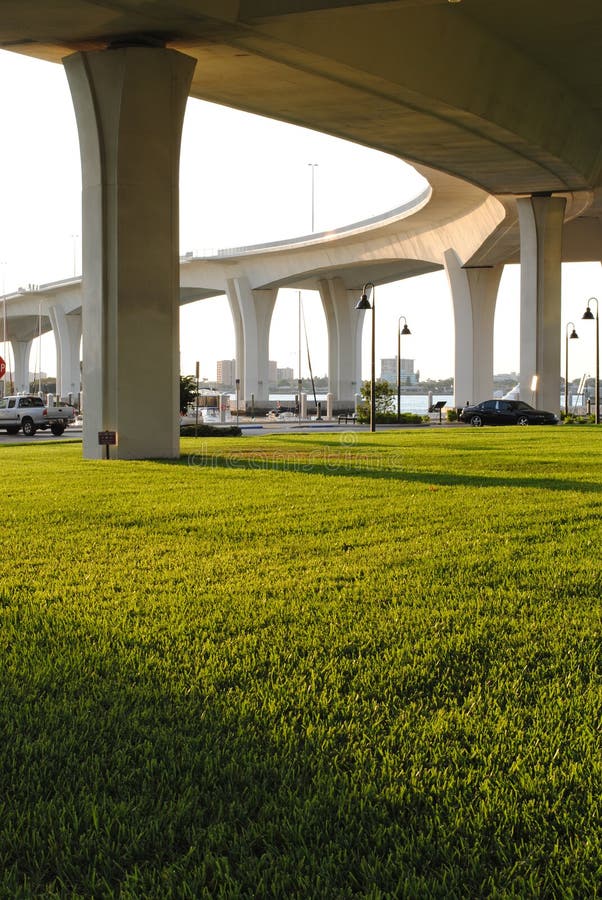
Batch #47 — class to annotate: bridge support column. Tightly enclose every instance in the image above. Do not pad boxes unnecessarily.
[64,45,195,458]
[318,277,364,403]
[11,340,32,393]
[225,277,276,403]
[517,195,566,412]
[49,306,81,399]
[445,250,502,406]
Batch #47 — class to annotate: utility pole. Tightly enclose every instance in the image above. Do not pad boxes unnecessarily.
[308,163,318,232]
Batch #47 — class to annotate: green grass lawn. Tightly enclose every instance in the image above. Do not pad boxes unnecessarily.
[0,428,600,898]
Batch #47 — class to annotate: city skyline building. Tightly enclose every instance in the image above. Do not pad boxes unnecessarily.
[380,358,418,386]
[216,359,236,384]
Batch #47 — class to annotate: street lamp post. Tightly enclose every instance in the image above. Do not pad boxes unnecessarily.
[195,360,200,437]
[235,377,240,425]
[298,377,303,423]
[356,281,376,432]
[396,315,411,422]
[70,234,79,277]
[564,322,578,417]
[582,298,599,424]
[1,261,7,398]
[308,163,318,232]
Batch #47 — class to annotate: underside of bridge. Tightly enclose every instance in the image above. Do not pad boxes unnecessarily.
[3,1,601,194]
[1,1,601,455]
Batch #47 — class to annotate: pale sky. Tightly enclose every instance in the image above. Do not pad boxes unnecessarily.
[1,49,601,385]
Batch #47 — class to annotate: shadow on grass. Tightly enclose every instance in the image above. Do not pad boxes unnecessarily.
[167,450,602,495]
[3,629,596,898]
[0,656,449,895]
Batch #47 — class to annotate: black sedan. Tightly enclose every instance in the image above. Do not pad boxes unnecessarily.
[459,399,559,427]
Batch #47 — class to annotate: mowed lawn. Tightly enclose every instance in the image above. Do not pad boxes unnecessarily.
[0,427,600,898]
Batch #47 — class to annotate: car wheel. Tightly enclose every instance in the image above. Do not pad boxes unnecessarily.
[470,415,483,427]
[50,424,65,436]
[21,418,37,436]
[516,415,530,426]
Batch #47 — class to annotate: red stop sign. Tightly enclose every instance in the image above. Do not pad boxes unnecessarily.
[0,357,5,379]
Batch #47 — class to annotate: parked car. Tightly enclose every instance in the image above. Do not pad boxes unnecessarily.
[459,399,558,427]
[0,395,76,436]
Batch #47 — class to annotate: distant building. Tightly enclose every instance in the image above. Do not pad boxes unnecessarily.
[380,358,418,385]
[216,359,236,384]
[276,367,294,382]
[217,359,295,385]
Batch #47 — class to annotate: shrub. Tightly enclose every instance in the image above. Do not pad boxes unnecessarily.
[179,423,242,437]
[355,409,427,425]
[561,413,594,425]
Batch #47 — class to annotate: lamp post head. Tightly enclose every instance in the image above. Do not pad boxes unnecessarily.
[356,282,375,310]
[569,328,579,340]
[355,294,372,310]
[583,297,598,320]
[400,323,411,336]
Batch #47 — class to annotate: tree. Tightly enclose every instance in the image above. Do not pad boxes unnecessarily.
[359,379,395,415]
[180,375,197,414]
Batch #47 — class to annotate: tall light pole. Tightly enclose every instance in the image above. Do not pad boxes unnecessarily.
[1,261,7,346]
[195,360,200,437]
[564,322,578,417]
[396,315,411,422]
[582,297,599,424]
[1,261,6,397]
[308,163,318,232]
[70,234,79,277]
[356,281,376,432]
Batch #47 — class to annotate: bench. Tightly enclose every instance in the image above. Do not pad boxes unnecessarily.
[338,413,357,424]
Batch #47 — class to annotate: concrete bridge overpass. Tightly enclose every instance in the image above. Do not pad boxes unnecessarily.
[0,278,214,398]
[1,0,601,456]
[2,161,595,410]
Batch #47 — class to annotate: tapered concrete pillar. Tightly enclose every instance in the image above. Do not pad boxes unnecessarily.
[49,306,81,398]
[225,285,245,397]
[445,250,502,406]
[225,277,276,402]
[64,46,195,458]
[11,340,32,393]
[517,195,566,412]
[318,277,364,402]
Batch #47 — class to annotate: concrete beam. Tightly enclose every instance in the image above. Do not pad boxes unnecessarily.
[318,277,363,402]
[225,277,277,402]
[48,305,81,398]
[64,46,195,459]
[445,251,502,406]
[518,195,566,413]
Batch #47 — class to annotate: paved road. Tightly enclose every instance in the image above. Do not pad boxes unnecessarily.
[0,426,83,446]
[0,419,453,447]
[0,422,359,446]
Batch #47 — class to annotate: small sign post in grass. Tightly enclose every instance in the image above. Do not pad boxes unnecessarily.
[97,430,117,460]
